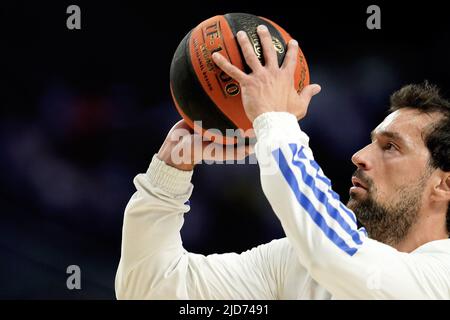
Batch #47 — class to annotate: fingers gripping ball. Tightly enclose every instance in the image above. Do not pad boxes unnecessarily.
[170,13,310,144]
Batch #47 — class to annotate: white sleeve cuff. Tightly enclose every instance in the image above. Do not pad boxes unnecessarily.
[147,154,194,195]
[253,112,309,146]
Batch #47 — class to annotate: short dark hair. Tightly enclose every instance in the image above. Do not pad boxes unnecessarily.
[389,81,450,233]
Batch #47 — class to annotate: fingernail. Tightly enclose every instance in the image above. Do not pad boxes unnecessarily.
[257,25,268,31]
[237,30,246,38]
[312,84,322,95]
[290,39,298,46]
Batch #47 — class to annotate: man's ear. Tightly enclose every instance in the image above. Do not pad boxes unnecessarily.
[433,172,450,201]
[445,175,450,192]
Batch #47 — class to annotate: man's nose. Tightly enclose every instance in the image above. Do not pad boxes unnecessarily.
[351,145,372,170]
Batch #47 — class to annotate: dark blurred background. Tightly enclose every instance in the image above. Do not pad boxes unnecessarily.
[0,1,449,299]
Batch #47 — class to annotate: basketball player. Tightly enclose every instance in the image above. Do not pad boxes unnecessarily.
[115,25,450,299]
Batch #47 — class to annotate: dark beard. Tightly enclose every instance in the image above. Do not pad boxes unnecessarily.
[347,172,426,246]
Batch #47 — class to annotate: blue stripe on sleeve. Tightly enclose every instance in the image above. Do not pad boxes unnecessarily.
[290,144,358,224]
[273,148,359,256]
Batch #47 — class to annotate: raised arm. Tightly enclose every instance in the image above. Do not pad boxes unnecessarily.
[115,121,300,299]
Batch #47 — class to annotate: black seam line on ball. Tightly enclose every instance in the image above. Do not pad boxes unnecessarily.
[170,29,238,134]
[223,12,287,70]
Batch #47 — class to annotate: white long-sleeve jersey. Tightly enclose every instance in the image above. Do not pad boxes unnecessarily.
[115,112,450,299]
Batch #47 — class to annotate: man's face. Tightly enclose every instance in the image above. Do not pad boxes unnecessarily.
[347,108,439,245]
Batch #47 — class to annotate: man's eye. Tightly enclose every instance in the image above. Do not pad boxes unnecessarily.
[383,142,397,151]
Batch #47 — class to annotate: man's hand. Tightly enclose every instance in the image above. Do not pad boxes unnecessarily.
[212,25,321,122]
[157,120,254,171]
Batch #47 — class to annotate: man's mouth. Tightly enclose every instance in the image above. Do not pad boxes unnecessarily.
[351,177,368,190]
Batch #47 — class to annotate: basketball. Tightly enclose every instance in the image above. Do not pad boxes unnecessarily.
[170,13,310,144]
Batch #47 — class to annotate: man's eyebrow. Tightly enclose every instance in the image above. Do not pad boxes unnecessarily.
[370,130,406,145]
